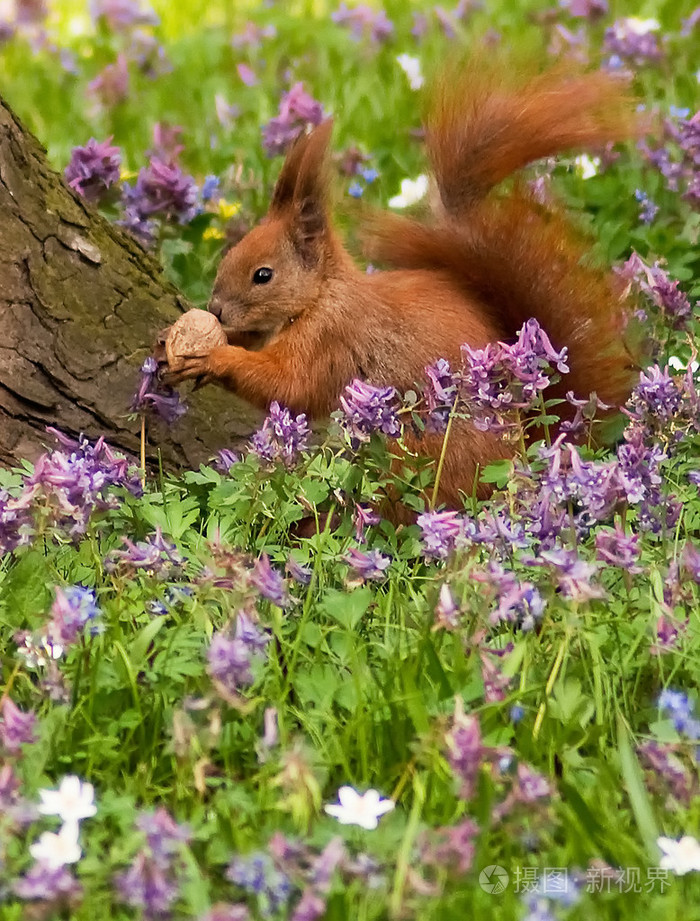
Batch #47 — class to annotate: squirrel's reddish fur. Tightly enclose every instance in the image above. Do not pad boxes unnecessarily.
[167,58,640,510]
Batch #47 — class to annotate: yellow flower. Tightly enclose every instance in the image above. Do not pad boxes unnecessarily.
[218,200,241,221]
[203,227,226,241]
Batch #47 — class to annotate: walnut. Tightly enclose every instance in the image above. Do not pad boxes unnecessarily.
[164,310,227,372]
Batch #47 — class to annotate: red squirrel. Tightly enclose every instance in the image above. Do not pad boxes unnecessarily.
[164,58,639,509]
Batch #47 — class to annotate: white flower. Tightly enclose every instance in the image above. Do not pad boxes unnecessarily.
[625,17,660,35]
[38,775,97,824]
[29,822,82,869]
[658,835,700,875]
[324,786,395,830]
[668,355,700,373]
[574,155,600,180]
[396,54,424,90]
[388,174,428,209]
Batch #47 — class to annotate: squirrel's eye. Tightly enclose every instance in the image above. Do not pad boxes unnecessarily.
[253,266,274,285]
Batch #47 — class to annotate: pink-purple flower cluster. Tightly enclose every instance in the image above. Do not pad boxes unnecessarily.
[104,527,185,577]
[64,137,121,202]
[131,356,188,424]
[0,430,141,554]
[262,84,325,157]
[338,379,401,447]
[207,610,269,696]
[331,4,394,43]
[603,19,663,68]
[249,402,310,468]
[473,561,545,631]
[91,0,158,30]
[46,585,102,646]
[114,807,191,920]
[122,157,199,236]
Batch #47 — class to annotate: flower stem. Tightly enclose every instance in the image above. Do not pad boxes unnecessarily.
[430,402,456,509]
[140,414,146,490]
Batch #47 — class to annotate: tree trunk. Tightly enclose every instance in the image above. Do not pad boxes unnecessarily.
[0,97,259,469]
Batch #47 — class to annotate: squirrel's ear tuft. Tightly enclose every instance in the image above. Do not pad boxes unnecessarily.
[286,119,334,265]
[269,129,311,214]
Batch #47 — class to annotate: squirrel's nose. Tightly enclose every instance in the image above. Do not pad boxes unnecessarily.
[208,296,223,319]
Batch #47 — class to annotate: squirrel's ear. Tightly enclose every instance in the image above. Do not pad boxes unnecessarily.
[288,119,334,265]
[269,130,311,214]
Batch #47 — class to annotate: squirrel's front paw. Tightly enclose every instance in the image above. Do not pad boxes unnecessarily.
[161,353,214,388]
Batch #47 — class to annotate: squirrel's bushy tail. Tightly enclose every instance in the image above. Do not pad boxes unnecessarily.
[426,55,640,216]
[366,59,640,410]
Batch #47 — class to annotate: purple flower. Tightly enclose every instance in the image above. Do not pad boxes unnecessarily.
[149,123,184,163]
[635,189,659,224]
[251,554,290,607]
[226,853,293,914]
[603,19,662,67]
[231,22,276,49]
[537,549,605,601]
[563,0,608,18]
[474,563,545,632]
[207,611,269,695]
[0,698,36,752]
[13,864,82,903]
[310,837,346,891]
[616,429,669,531]
[201,175,221,202]
[434,583,460,630]
[91,0,158,29]
[658,689,700,739]
[0,487,35,555]
[339,379,401,446]
[88,53,130,107]
[411,11,429,38]
[353,504,380,542]
[345,547,391,581]
[595,525,643,573]
[424,358,459,430]
[417,509,466,560]
[136,807,191,866]
[207,632,254,691]
[131,357,187,423]
[638,741,695,804]
[104,527,184,576]
[24,430,141,539]
[421,817,479,874]
[249,402,310,468]
[494,762,552,820]
[331,3,394,42]
[114,852,180,919]
[262,84,324,157]
[292,890,326,921]
[446,707,482,800]
[459,319,568,432]
[47,585,101,646]
[123,157,198,225]
[681,541,700,582]
[434,6,458,38]
[286,556,312,585]
[480,647,512,703]
[216,449,240,473]
[65,137,121,202]
[237,62,258,87]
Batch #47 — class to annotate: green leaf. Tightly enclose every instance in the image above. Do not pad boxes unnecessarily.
[617,715,660,860]
[318,587,372,631]
[130,616,168,668]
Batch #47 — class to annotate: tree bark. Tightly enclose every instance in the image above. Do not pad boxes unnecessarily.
[0,96,259,469]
